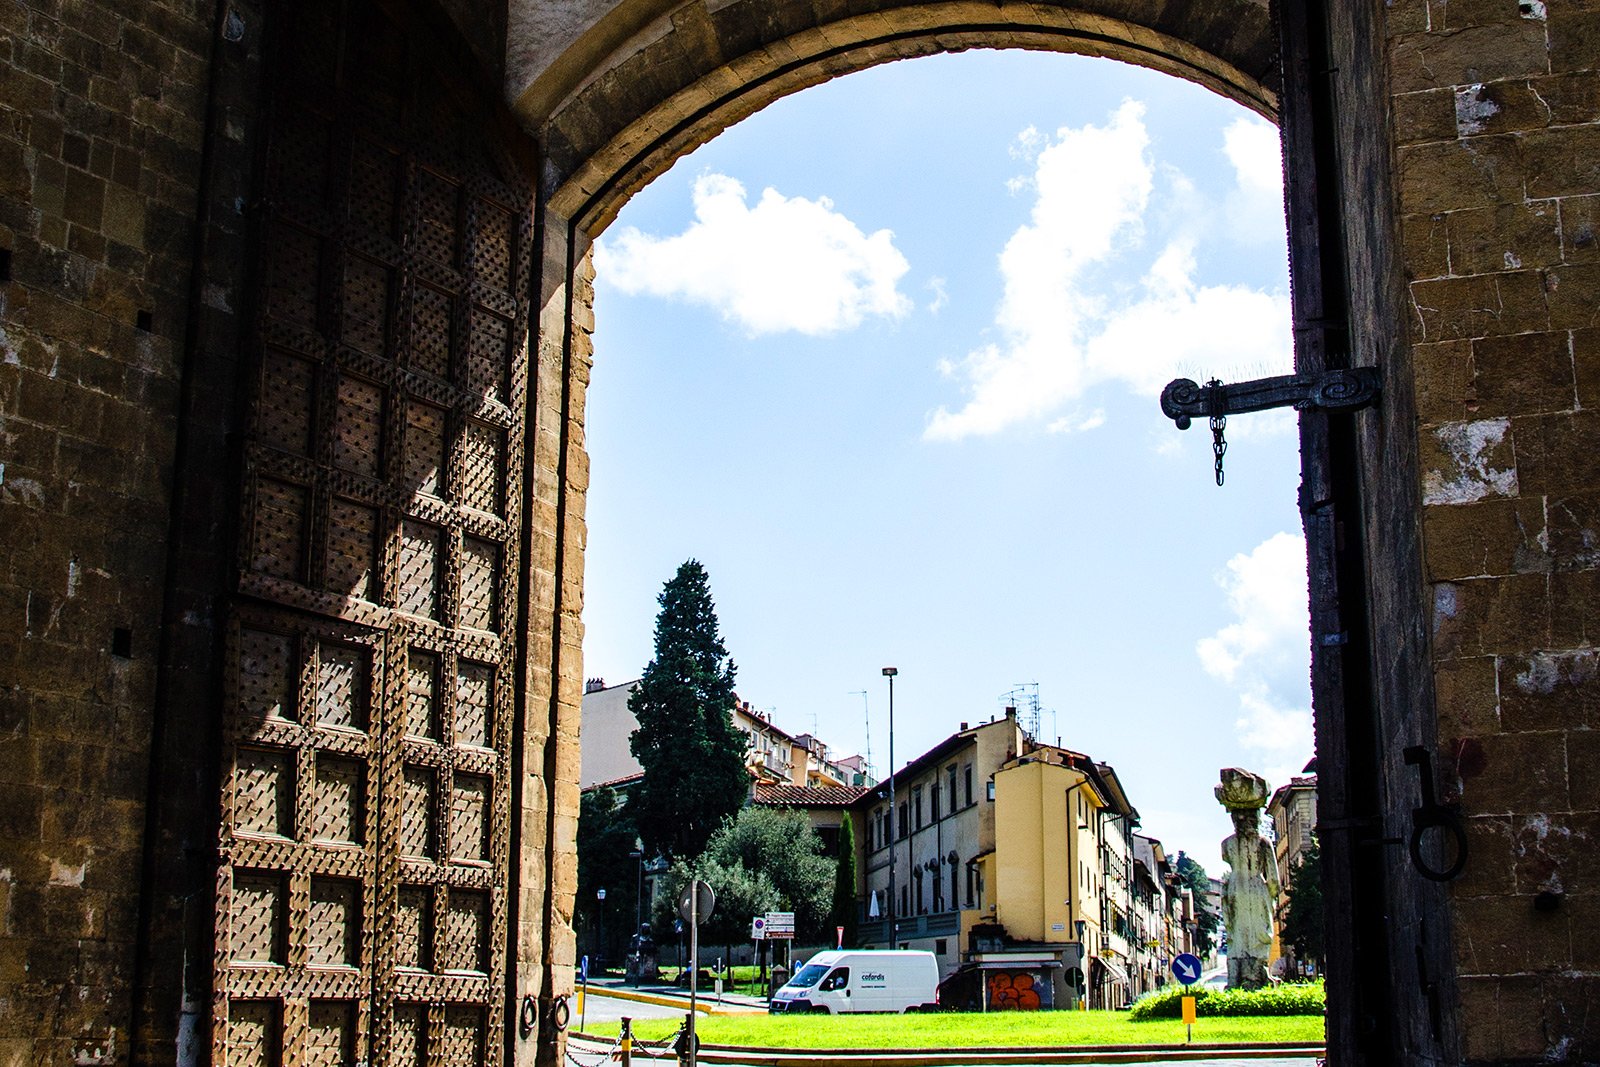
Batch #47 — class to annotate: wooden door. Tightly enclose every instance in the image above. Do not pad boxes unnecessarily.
[214,2,532,1062]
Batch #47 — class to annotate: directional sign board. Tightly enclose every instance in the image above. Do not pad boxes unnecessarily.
[1171,953,1203,986]
[676,879,715,925]
[762,912,795,940]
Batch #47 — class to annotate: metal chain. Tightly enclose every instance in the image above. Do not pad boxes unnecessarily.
[1207,378,1227,487]
[563,1032,623,1067]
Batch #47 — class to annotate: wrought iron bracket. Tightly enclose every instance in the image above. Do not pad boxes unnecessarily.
[1159,367,1382,430]
[1161,367,1381,485]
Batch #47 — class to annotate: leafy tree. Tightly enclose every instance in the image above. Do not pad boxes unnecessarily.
[628,560,751,859]
[704,806,833,939]
[1280,839,1324,974]
[1176,851,1221,957]
[656,853,781,950]
[576,786,639,967]
[831,816,858,947]
[653,807,834,956]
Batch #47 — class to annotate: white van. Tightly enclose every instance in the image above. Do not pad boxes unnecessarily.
[769,950,939,1014]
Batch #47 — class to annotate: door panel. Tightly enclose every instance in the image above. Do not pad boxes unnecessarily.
[215,2,533,1062]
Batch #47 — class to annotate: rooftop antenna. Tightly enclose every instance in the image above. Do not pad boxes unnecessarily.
[850,690,871,778]
[1000,682,1042,741]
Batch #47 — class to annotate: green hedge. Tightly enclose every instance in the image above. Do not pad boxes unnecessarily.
[1128,980,1325,1021]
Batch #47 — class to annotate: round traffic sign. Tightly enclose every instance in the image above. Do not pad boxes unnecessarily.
[676,879,715,924]
[1171,953,1203,985]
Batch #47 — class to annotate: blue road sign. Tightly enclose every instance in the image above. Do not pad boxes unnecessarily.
[578,955,589,982]
[1171,953,1203,985]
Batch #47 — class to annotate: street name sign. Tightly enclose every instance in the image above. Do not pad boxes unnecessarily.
[763,911,795,940]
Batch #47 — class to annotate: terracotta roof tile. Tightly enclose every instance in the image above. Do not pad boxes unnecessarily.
[752,784,868,808]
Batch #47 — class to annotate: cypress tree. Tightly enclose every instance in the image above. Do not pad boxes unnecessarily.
[831,815,858,947]
[628,560,750,859]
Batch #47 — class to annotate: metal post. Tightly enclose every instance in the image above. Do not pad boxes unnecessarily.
[688,888,699,1067]
[883,667,898,949]
[619,1016,633,1066]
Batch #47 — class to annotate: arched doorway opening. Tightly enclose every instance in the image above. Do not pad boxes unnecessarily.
[526,2,1442,1064]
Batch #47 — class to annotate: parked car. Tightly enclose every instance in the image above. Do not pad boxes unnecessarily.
[769,950,939,1014]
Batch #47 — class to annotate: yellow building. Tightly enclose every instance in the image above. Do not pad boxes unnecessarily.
[854,709,1169,1010]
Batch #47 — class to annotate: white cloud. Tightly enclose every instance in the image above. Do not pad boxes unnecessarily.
[1084,241,1291,399]
[595,173,912,337]
[1198,532,1314,771]
[925,103,1292,442]
[1047,408,1107,434]
[926,277,949,314]
[1222,117,1288,246]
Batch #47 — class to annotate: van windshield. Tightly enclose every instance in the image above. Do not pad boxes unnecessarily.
[787,964,830,988]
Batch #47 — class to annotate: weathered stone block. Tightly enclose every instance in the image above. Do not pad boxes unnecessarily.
[1471,329,1575,415]
[1389,23,1551,95]
[1561,193,1600,261]
[1402,212,1451,279]
[1543,262,1600,328]
[1549,567,1600,646]
[1548,10,1600,74]
[1453,814,1516,896]
[1410,270,1549,341]
[1447,201,1562,275]
[1424,495,1547,578]
[1525,125,1600,198]
[1453,893,1572,973]
[1512,811,1600,895]
[1397,134,1525,214]
[1513,410,1600,493]
[1397,87,1462,145]
[1498,650,1600,730]
[1411,339,1476,421]
[1435,655,1503,738]
[1420,418,1520,504]
[1427,0,1528,31]
[1431,572,1550,656]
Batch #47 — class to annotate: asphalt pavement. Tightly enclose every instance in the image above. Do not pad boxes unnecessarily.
[576,989,704,1025]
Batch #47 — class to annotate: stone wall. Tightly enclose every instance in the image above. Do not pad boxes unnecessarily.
[1390,0,1600,1058]
[0,0,214,1060]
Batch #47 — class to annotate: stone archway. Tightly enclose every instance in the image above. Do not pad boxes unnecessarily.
[516,0,1279,232]
[516,3,1447,1066]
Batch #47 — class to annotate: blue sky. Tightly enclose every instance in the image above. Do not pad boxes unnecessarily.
[581,50,1312,874]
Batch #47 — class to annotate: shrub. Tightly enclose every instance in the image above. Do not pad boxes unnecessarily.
[1128,980,1325,1021]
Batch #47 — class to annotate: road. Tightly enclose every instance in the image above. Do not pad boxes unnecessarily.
[575,989,719,1026]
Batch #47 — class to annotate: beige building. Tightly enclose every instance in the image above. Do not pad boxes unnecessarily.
[1267,762,1319,977]
[578,679,869,792]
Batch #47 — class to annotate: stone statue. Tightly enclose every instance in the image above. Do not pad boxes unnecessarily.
[1215,768,1279,990]
[625,923,659,983]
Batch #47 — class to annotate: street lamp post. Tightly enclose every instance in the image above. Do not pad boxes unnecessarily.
[631,847,645,932]
[882,667,898,950]
[628,847,644,984]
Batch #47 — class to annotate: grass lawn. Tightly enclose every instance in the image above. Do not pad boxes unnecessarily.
[583,1010,1326,1048]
